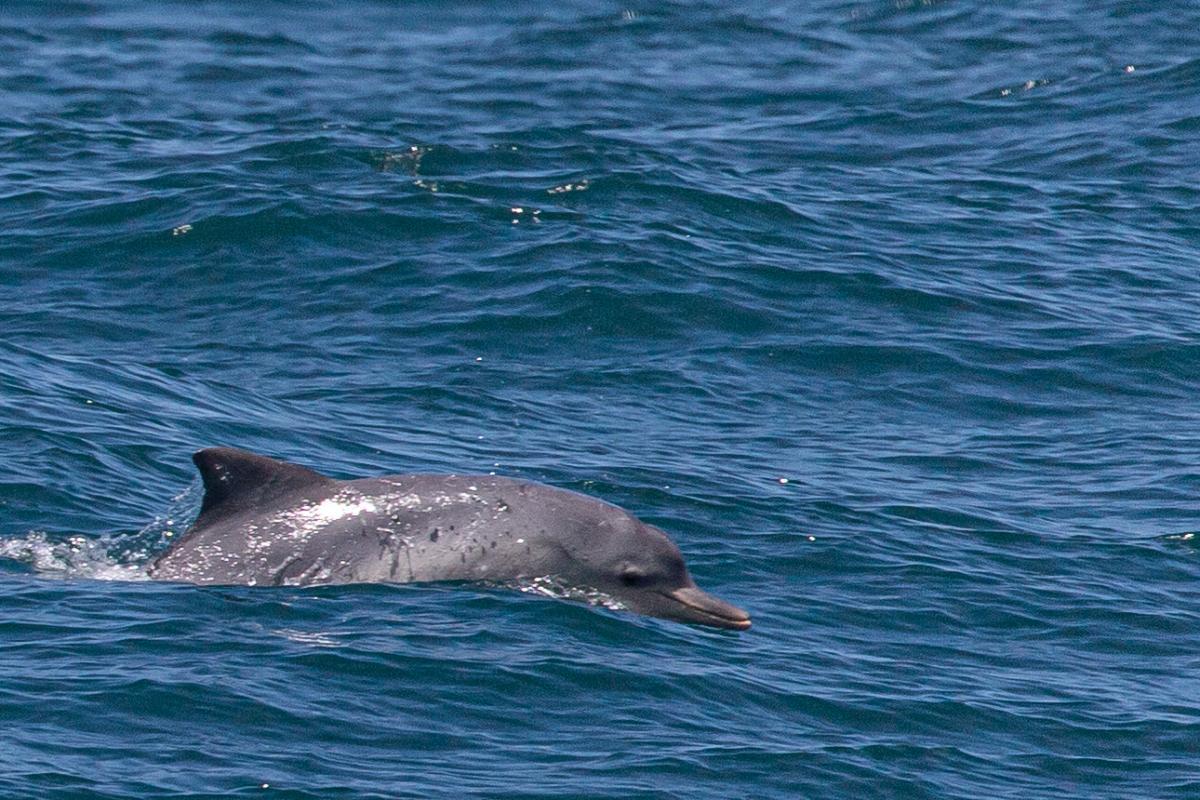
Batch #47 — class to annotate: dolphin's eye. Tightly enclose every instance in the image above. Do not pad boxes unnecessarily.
[619,567,651,587]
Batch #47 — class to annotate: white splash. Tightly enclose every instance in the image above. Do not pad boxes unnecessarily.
[1,479,195,582]
[508,576,628,612]
[0,531,148,582]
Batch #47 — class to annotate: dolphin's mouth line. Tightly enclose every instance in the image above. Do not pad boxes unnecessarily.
[657,589,752,630]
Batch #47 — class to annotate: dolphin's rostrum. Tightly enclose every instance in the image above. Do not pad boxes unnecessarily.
[150,448,751,630]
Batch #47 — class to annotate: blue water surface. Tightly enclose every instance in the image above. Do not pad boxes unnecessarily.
[2,2,1199,798]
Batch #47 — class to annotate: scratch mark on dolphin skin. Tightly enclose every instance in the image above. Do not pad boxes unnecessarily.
[271,556,303,586]
[389,543,402,580]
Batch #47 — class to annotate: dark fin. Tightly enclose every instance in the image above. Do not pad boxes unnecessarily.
[192,447,334,527]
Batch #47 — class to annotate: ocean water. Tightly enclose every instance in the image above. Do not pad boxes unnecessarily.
[2,1,1199,797]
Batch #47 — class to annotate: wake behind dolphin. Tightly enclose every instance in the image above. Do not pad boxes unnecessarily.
[149,448,751,630]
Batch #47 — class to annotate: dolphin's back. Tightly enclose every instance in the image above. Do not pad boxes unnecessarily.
[150,448,344,584]
[149,448,550,586]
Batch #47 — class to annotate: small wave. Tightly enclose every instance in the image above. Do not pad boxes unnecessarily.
[272,628,341,647]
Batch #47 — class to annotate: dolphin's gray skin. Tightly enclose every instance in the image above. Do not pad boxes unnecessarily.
[149,448,751,630]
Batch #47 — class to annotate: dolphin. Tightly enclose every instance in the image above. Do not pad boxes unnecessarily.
[149,448,751,630]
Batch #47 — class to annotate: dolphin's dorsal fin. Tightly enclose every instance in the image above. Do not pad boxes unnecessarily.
[192,447,333,527]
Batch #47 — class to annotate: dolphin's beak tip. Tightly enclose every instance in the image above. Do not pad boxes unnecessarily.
[726,608,752,631]
[665,586,753,631]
